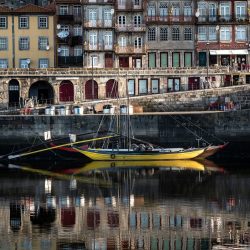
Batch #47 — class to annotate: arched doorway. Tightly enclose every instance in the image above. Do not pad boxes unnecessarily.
[29,81,54,104]
[8,79,20,107]
[85,79,98,100]
[59,80,74,102]
[106,79,118,98]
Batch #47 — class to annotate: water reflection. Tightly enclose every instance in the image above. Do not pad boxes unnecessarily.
[0,160,250,249]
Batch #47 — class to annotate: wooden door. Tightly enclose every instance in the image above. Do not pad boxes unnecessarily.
[59,81,74,102]
[105,53,113,68]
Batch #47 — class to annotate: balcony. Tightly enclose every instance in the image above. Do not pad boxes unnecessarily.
[197,15,249,23]
[58,15,74,24]
[84,44,114,51]
[115,2,144,11]
[82,0,114,4]
[74,15,82,24]
[115,45,147,54]
[115,24,146,32]
[145,15,195,24]
[84,20,114,28]
[57,56,83,67]
[71,36,83,46]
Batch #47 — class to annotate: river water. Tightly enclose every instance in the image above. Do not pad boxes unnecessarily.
[0,160,249,250]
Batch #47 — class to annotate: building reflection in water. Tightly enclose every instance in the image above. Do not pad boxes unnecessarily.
[0,160,250,249]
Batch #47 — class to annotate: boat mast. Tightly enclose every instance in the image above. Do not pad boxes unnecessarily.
[126,73,131,151]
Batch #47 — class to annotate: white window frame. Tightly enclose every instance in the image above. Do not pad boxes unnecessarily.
[134,37,142,48]
[184,3,192,16]
[208,26,216,41]
[73,5,81,16]
[0,37,8,50]
[235,2,246,19]
[89,32,97,49]
[220,3,231,20]
[198,26,207,41]
[172,27,180,41]
[220,26,231,41]
[160,2,168,17]
[59,5,69,15]
[38,16,48,29]
[235,26,247,41]
[38,37,49,50]
[148,4,156,16]
[160,27,168,41]
[89,9,97,26]
[39,58,49,68]
[19,37,30,50]
[184,27,192,40]
[118,15,126,26]
[0,59,8,68]
[74,46,82,56]
[118,36,127,47]
[19,16,29,29]
[0,17,7,29]
[73,25,82,36]
[60,46,69,56]
[134,15,141,27]
[148,27,156,41]
[20,59,30,68]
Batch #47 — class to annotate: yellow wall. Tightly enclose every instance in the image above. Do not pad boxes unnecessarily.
[13,15,55,68]
[0,16,13,67]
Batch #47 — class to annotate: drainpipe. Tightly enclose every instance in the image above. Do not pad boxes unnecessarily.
[12,15,15,68]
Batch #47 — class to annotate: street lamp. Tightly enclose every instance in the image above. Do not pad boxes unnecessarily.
[91,55,94,100]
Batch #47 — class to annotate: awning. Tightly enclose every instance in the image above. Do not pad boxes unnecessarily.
[210,49,249,55]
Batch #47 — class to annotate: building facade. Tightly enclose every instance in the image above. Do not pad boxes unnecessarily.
[0,4,55,69]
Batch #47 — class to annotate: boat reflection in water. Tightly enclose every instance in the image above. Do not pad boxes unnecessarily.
[1,160,250,249]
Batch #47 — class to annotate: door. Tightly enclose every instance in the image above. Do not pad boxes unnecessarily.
[85,80,98,99]
[8,79,20,107]
[105,53,113,68]
[199,52,207,66]
[106,79,118,98]
[119,56,129,68]
[188,77,200,90]
[59,81,74,102]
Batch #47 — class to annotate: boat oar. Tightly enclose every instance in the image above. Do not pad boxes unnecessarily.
[7,135,117,160]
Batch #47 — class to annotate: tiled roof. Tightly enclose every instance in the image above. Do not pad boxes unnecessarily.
[14,4,55,14]
[0,6,11,13]
[55,0,81,3]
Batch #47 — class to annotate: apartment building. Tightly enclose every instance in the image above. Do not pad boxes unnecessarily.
[83,0,115,68]
[0,4,55,69]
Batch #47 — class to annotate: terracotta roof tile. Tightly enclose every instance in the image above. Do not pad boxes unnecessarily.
[14,3,55,14]
[0,6,11,13]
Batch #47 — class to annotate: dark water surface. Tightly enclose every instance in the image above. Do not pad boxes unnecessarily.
[0,160,250,250]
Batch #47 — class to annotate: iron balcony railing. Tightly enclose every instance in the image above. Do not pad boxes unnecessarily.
[57,56,83,67]
[145,15,195,23]
[115,24,146,32]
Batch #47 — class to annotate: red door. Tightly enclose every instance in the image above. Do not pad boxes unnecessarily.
[188,77,200,90]
[61,208,75,227]
[59,81,74,102]
[85,80,98,99]
[105,53,113,68]
[106,79,118,98]
[87,209,100,228]
[119,57,129,68]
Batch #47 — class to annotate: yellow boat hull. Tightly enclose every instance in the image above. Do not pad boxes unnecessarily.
[74,148,205,161]
[81,160,205,172]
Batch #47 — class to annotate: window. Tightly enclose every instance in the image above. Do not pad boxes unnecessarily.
[208,26,216,40]
[19,16,29,29]
[172,27,180,40]
[91,56,98,67]
[20,59,30,68]
[134,0,140,6]
[220,27,231,41]
[148,4,156,16]
[128,79,135,95]
[59,5,69,15]
[134,15,141,27]
[184,27,192,40]
[0,59,8,68]
[19,37,30,50]
[104,9,112,20]
[184,3,192,16]
[172,52,180,67]
[235,2,246,19]
[60,25,69,32]
[74,46,82,56]
[151,79,159,94]
[104,32,112,49]
[148,52,156,68]
[198,26,207,41]
[0,16,7,29]
[172,3,180,17]
[73,5,81,16]
[160,52,168,67]
[89,9,97,25]
[139,79,148,94]
[220,3,230,20]
[38,16,48,29]
[0,37,7,50]
[118,36,126,47]
[73,25,82,36]
[148,27,156,41]
[89,32,97,48]
[236,26,246,41]
[184,52,192,67]
[160,2,168,17]
[198,2,207,21]
[38,37,49,50]
[160,27,168,41]
[118,15,126,26]
[60,46,69,56]
[209,4,216,21]
[39,59,49,68]
[134,37,142,48]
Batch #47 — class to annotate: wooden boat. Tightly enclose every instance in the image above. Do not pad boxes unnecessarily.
[73,147,206,161]
[196,143,228,159]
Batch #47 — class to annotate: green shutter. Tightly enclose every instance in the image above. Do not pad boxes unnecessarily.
[161,52,168,67]
[184,52,192,67]
[173,52,180,67]
[149,52,156,68]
